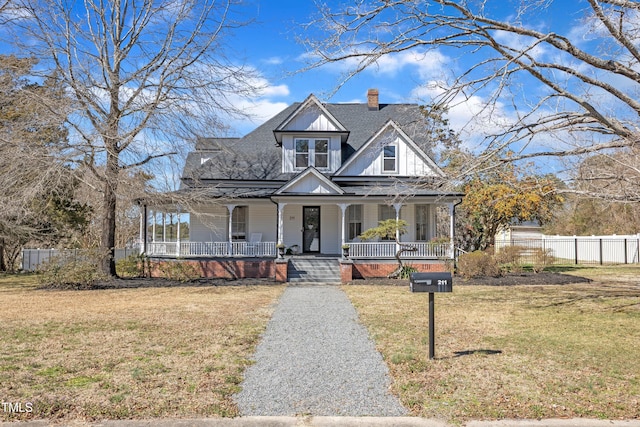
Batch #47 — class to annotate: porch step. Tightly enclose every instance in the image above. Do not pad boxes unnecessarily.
[287,257,341,284]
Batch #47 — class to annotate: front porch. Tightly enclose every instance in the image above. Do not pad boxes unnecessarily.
[141,196,459,261]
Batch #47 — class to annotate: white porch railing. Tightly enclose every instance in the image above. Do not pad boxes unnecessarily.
[146,241,452,259]
[147,241,277,257]
[348,242,452,259]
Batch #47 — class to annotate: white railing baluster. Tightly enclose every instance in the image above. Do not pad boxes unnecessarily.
[347,242,451,259]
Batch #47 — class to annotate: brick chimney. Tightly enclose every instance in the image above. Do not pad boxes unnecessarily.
[367,88,379,111]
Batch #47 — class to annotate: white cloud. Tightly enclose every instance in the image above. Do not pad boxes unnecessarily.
[299,47,450,80]
[259,83,290,97]
[410,80,514,150]
[372,49,449,79]
[263,56,284,65]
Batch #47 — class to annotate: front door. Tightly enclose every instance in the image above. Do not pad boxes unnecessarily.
[302,206,320,253]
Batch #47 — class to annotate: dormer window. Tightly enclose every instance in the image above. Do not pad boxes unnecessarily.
[295,139,309,168]
[315,139,328,168]
[383,144,397,173]
[295,138,330,169]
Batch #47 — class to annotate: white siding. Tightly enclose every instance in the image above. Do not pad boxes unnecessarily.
[248,203,277,242]
[189,206,228,242]
[280,173,338,194]
[282,205,302,249]
[189,203,276,243]
[283,105,339,132]
[338,129,439,177]
[404,205,416,241]
[321,204,340,254]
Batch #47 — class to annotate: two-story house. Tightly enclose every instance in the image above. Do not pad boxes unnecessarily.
[142,90,463,282]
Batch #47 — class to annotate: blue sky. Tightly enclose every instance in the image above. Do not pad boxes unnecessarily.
[224,0,458,135]
[224,0,585,139]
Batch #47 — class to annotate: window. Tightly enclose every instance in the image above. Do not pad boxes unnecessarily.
[231,206,247,241]
[347,205,362,240]
[315,139,328,168]
[295,138,330,169]
[295,139,309,168]
[383,144,397,173]
[378,205,397,241]
[416,205,429,241]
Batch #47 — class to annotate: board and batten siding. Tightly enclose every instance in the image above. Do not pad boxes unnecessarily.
[284,104,340,131]
[338,129,439,177]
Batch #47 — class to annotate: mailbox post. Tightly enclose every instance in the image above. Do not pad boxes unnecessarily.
[409,272,452,359]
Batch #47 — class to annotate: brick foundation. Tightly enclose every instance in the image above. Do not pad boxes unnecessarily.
[149,258,277,280]
[352,261,448,279]
[340,260,353,282]
[275,259,288,282]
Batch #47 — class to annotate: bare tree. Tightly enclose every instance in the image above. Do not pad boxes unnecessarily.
[305,0,640,201]
[4,0,260,275]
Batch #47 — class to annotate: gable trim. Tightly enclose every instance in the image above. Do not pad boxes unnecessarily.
[334,120,446,177]
[274,166,345,195]
[273,94,347,144]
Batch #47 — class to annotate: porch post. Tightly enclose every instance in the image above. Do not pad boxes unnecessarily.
[176,209,182,257]
[139,204,147,255]
[277,203,287,245]
[337,203,350,248]
[449,203,455,258]
[162,212,166,242]
[151,210,156,243]
[226,205,236,255]
[393,203,403,253]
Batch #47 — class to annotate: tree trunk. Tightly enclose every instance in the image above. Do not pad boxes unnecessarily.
[388,244,417,279]
[100,150,119,277]
[0,238,5,272]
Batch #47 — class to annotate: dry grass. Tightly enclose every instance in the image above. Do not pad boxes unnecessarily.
[0,274,284,422]
[343,272,640,422]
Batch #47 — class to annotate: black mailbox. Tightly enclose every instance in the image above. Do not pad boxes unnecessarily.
[410,272,452,293]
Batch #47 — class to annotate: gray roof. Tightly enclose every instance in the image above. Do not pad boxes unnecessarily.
[182,101,430,183]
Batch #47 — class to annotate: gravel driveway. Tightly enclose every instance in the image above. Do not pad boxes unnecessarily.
[233,285,407,416]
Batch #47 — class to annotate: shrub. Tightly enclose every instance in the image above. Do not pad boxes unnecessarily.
[494,245,526,273]
[38,250,108,289]
[398,265,418,279]
[156,261,200,282]
[116,254,147,278]
[532,248,555,273]
[457,250,501,278]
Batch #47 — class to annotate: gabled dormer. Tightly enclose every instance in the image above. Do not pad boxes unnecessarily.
[275,94,348,174]
[335,120,445,178]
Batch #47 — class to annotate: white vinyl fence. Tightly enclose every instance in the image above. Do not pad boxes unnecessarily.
[495,234,640,265]
[21,248,140,272]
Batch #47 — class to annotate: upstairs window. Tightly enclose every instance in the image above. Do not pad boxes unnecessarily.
[295,139,309,168]
[315,139,328,168]
[295,138,330,169]
[383,144,397,173]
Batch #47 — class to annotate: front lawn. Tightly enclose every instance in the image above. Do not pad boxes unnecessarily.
[0,275,284,421]
[344,269,640,422]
